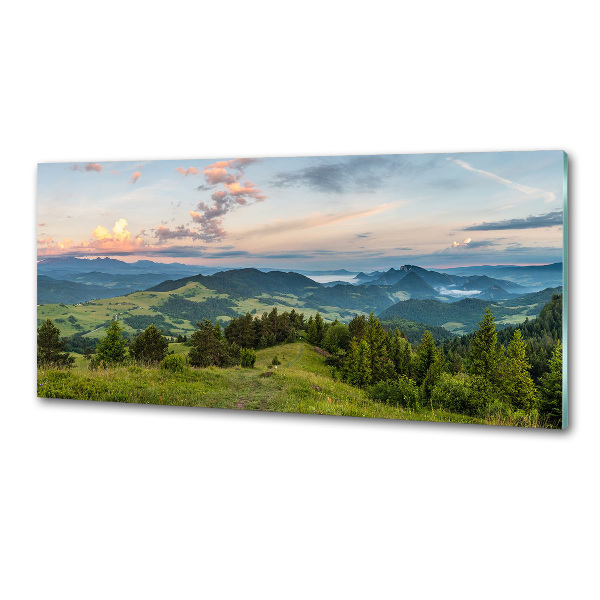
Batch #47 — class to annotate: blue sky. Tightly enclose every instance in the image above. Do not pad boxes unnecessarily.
[37,151,565,271]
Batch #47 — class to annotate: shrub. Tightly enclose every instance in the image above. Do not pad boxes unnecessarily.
[369,376,419,409]
[160,353,187,373]
[271,355,281,366]
[240,348,257,368]
[430,373,481,416]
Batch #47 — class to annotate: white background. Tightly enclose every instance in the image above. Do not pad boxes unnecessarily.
[1,2,598,599]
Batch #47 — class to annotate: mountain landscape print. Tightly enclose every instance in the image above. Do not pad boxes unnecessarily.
[37,151,567,428]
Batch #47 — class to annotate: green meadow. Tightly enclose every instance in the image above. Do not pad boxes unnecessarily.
[38,340,486,425]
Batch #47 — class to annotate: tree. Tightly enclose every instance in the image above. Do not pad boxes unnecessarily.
[306,316,318,345]
[539,341,563,427]
[129,324,168,365]
[364,312,393,383]
[415,330,442,400]
[189,319,239,368]
[468,307,503,386]
[322,322,351,353]
[346,339,372,387]
[314,312,325,345]
[348,314,367,342]
[240,348,257,368]
[502,330,538,411]
[95,320,127,365]
[389,328,412,377]
[37,319,74,368]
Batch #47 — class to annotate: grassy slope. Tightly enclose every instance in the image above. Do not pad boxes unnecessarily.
[37,281,369,340]
[38,341,484,425]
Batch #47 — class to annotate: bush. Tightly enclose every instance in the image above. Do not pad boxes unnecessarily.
[160,354,187,373]
[240,348,257,368]
[369,376,419,409]
[271,355,281,366]
[430,373,481,416]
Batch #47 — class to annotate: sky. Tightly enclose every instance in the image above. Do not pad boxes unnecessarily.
[37,151,565,271]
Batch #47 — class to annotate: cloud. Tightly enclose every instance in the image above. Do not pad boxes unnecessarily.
[448,238,496,251]
[154,225,207,242]
[175,166,198,176]
[93,218,133,242]
[239,204,396,239]
[464,210,563,231]
[449,158,556,203]
[271,155,408,194]
[188,158,264,242]
[70,162,103,172]
[131,171,142,183]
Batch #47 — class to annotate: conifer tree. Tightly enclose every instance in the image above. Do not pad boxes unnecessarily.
[364,312,392,383]
[314,312,325,345]
[96,320,127,365]
[189,319,226,367]
[37,318,74,368]
[502,329,538,410]
[129,324,168,365]
[539,341,563,427]
[390,328,412,377]
[468,307,503,385]
[348,314,367,342]
[306,316,318,345]
[415,330,442,399]
[346,339,372,387]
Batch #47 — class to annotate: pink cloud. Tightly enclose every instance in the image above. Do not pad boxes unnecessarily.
[131,171,142,183]
[85,163,103,172]
[175,166,199,176]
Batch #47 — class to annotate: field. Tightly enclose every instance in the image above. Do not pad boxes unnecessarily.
[37,281,369,340]
[38,340,487,425]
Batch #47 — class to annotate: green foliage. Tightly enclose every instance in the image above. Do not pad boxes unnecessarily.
[188,319,240,368]
[156,296,238,324]
[37,319,74,368]
[369,376,419,409]
[345,339,372,387]
[322,322,351,353]
[306,315,318,345]
[502,330,538,411]
[538,341,563,427]
[380,317,455,344]
[96,320,127,365]
[160,353,187,373]
[271,355,281,366]
[364,312,394,383]
[431,373,480,416]
[123,313,168,331]
[240,348,257,368]
[225,308,303,349]
[468,308,503,383]
[129,324,169,364]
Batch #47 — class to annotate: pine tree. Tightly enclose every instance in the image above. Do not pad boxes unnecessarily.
[306,316,318,345]
[389,328,412,377]
[415,330,438,385]
[539,341,563,427]
[37,319,74,368]
[129,324,168,365]
[468,307,503,385]
[348,314,367,342]
[96,320,127,365]
[415,330,442,399]
[314,312,325,345]
[502,329,538,411]
[346,339,372,387]
[364,312,392,383]
[189,319,226,367]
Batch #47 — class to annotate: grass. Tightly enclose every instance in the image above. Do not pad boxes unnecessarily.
[38,340,492,425]
[37,285,357,341]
